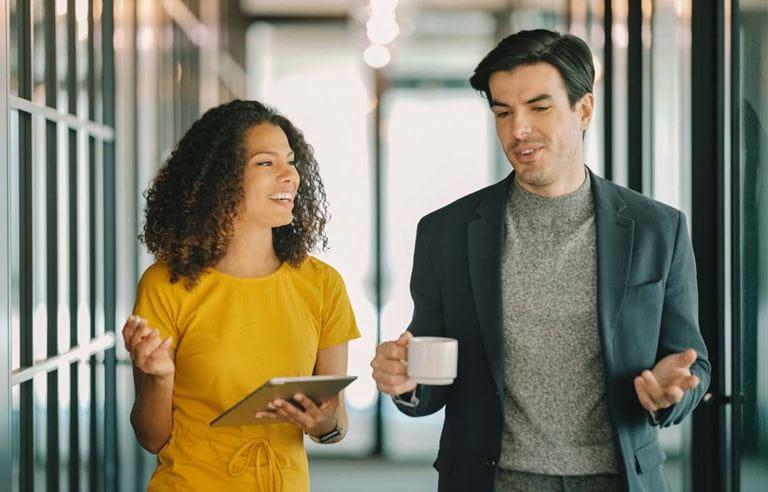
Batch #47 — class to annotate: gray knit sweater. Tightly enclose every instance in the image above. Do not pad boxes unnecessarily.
[498,175,619,475]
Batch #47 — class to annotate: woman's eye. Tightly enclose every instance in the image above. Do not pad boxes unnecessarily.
[288,160,296,166]
[256,161,272,166]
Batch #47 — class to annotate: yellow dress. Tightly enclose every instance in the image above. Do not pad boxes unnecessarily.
[133,257,360,491]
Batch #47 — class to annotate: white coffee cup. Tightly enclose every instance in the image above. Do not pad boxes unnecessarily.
[407,337,458,385]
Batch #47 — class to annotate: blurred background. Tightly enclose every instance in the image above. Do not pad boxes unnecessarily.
[1,0,767,491]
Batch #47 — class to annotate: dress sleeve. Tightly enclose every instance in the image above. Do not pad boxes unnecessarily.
[132,264,181,350]
[318,265,361,349]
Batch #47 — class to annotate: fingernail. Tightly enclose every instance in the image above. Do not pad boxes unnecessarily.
[267,403,275,410]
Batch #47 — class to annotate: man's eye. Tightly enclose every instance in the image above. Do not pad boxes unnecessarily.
[533,106,550,112]
[495,112,509,119]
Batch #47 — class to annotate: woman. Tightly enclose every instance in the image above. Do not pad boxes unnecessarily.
[122,100,360,491]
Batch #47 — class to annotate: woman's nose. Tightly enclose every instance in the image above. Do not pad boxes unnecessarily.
[276,162,299,183]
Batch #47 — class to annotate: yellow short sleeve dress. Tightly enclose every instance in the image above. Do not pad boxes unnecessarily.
[132,257,360,491]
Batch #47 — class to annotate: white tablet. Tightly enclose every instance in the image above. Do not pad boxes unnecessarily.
[209,375,357,427]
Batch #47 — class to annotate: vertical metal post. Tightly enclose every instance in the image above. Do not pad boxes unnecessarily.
[373,68,384,456]
[87,0,102,490]
[627,0,643,193]
[102,1,118,489]
[17,0,35,489]
[44,1,60,489]
[603,0,613,181]
[66,0,81,487]
[0,0,13,486]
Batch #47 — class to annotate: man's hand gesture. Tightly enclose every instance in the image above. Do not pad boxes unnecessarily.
[634,348,700,412]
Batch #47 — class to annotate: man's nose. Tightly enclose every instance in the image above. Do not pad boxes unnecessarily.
[511,114,531,140]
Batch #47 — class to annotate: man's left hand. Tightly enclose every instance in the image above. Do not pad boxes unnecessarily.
[634,349,700,412]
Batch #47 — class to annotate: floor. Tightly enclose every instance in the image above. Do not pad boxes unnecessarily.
[310,458,438,492]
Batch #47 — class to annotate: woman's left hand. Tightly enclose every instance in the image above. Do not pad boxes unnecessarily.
[256,393,339,436]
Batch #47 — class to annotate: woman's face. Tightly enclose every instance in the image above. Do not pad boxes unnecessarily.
[238,123,300,229]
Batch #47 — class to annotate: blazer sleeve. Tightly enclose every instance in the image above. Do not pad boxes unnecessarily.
[394,217,448,417]
[654,212,712,427]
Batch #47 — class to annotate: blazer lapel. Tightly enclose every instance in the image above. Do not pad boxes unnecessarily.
[467,174,512,396]
[591,171,634,366]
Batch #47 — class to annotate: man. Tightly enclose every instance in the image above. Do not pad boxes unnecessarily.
[370,29,710,492]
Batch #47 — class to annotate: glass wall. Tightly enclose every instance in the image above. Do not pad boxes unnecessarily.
[569,0,607,178]
[649,1,694,490]
[6,0,118,490]
[380,85,494,461]
[3,1,766,491]
[735,1,768,490]
[246,22,378,456]
[114,1,248,489]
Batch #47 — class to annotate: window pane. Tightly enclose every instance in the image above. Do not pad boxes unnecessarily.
[649,2,694,489]
[11,384,20,491]
[78,360,91,482]
[9,0,19,96]
[33,372,47,489]
[380,87,494,461]
[10,109,21,371]
[31,0,45,105]
[78,130,91,346]
[92,0,104,123]
[76,0,90,120]
[570,0,606,177]
[93,137,105,339]
[55,0,70,113]
[33,114,48,360]
[248,22,378,457]
[611,0,629,187]
[737,2,768,489]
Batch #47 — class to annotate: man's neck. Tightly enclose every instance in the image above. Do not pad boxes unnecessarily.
[516,165,587,198]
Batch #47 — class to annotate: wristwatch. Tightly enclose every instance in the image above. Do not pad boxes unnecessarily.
[309,419,343,444]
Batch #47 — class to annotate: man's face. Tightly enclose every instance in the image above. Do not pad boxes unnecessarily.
[488,63,593,196]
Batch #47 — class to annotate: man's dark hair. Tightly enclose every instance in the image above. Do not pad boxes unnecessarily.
[141,99,329,288]
[469,29,595,107]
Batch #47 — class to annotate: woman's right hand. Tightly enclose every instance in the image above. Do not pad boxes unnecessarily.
[122,315,175,378]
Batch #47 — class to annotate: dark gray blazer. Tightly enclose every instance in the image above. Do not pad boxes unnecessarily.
[395,170,711,492]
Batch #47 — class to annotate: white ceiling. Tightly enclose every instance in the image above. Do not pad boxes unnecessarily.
[238,0,566,17]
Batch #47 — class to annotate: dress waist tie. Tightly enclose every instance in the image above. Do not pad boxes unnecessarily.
[227,438,284,491]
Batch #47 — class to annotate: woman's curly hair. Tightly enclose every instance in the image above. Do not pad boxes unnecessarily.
[141,99,329,288]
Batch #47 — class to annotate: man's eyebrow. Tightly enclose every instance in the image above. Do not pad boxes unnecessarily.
[525,94,554,105]
[489,94,554,108]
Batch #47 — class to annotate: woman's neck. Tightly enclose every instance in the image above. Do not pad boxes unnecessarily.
[214,224,281,278]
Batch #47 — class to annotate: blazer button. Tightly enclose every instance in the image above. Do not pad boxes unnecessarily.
[485,458,497,469]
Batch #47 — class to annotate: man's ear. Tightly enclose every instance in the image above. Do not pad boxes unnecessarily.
[577,93,595,131]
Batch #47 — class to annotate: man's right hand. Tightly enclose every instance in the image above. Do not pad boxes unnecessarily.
[122,315,175,378]
[371,331,417,396]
